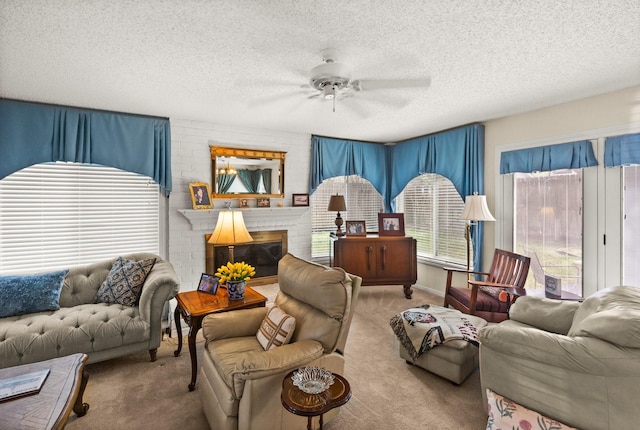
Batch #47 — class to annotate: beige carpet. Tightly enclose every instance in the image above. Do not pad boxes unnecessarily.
[66,285,487,430]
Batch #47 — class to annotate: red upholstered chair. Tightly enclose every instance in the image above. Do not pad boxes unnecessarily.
[443,249,531,323]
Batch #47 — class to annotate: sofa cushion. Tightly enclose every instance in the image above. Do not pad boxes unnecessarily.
[256,305,296,350]
[486,389,577,430]
[96,257,156,306]
[567,285,640,347]
[0,270,69,318]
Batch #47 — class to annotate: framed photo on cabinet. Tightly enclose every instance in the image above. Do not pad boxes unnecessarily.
[345,220,367,236]
[378,213,405,236]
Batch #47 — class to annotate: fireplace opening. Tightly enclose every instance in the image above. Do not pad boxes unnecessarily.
[205,230,287,286]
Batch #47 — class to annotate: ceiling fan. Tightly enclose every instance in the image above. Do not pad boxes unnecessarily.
[305,48,431,112]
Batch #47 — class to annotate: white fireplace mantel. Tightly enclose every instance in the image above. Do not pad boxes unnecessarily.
[178,207,310,231]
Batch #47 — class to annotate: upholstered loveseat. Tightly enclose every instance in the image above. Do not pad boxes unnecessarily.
[0,253,180,368]
[479,285,640,429]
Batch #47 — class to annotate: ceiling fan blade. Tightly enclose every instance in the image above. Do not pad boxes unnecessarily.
[353,78,431,91]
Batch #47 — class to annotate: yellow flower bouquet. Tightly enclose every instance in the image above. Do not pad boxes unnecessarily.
[215,261,256,283]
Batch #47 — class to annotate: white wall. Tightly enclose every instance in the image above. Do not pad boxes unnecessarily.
[168,119,312,291]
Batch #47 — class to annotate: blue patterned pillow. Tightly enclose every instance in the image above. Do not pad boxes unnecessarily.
[0,269,69,318]
[96,257,156,306]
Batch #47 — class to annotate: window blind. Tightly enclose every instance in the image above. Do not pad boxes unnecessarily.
[397,174,467,265]
[0,162,159,274]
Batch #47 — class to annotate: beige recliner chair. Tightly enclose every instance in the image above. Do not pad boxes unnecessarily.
[198,253,362,430]
[479,285,640,429]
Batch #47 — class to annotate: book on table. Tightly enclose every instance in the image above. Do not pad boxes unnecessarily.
[0,368,50,402]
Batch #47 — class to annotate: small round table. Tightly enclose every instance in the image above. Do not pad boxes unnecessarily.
[281,369,351,430]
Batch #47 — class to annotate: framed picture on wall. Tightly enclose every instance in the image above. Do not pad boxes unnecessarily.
[292,194,309,207]
[189,182,213,209]
[257,197,270,207]
[197,273,219,295]
[378,213,405,236]
[345,220,367,236]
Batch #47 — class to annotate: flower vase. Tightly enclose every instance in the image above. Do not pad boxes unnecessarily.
[226,280,246,300]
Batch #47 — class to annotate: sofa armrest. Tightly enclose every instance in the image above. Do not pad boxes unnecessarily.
[508,296,580,334]
[202,307,269,342]
[479,323,640,374]
[138,260,180,324]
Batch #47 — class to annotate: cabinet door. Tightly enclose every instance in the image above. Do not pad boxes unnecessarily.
[335,239,377,279]
[376,239,416,280]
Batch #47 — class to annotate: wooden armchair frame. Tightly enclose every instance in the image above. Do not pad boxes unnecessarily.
[444,249,531,323]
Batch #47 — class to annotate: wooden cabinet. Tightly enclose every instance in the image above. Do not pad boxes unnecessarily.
[332,235,417,298]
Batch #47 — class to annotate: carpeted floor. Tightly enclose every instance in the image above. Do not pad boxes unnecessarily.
[66,284,487,430]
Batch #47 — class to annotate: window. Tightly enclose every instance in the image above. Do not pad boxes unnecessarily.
[513,170,583,295]
[310,176,384,260]
[624,165,640,286]
[396,173,467,265]
[0,162,159,274]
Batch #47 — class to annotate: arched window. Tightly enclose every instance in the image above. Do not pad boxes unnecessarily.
[396,173,467,265]
[310,175,384,260]
[0,162,159,274]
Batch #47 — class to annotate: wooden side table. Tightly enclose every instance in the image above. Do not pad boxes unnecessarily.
[173,287,267,391]
[281,369,351,430]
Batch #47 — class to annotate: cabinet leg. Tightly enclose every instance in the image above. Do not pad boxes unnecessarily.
[403,284,413,299]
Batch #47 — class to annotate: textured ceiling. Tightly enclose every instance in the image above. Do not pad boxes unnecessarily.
[1,1,639,142]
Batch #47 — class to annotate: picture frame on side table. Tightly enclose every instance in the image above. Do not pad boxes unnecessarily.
[197,273,219,295]
[378,213,405,236]
[257,197,270,208]
[189,182,213,209]
[345,220,367,236]
[292,193,309,207]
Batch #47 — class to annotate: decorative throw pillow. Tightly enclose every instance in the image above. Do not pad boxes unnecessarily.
[96,257,156,306]
[0,269,69,318]
[256,305,296,350]
[479,285,505,301]
[486,389,577,430]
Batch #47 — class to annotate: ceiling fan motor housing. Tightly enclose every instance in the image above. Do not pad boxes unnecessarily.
[309,61,351,91]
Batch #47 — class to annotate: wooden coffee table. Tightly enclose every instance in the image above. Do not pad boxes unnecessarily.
[281,369,351,430]
[174,287,267,391]
[0,353,89,430]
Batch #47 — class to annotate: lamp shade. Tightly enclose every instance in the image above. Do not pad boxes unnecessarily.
[207,210,253,245]
[459,194,496,222]
[327,195,346,212]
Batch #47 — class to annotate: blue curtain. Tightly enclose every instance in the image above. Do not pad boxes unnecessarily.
[309,124,486,272]
[500,140,597,174]
[217,174,236,194]
[0,99,172,196]
[309,136,388,206]
[605,133,640,167]
[261,169,272,193]
[237,169,261,193]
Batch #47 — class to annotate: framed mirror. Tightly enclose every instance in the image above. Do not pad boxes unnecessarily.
[210,146,286,199]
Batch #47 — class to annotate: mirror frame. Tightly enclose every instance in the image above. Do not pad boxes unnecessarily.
[210,146,286,199]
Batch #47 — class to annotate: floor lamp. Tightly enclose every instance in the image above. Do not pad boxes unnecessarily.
[459,193,495,280]
[207,209,253,264]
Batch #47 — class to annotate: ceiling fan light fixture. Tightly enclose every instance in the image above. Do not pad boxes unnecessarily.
[322,84,336,99]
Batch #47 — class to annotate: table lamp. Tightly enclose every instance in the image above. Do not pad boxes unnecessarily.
[327,194,347,237]
[458,193,495,279]
[207,209,253,263]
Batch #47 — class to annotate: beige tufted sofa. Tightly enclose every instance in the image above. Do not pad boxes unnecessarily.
[0,253,180,369]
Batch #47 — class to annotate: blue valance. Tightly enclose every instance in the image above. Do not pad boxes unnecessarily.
[309,136,389,203]
[500,140,597,174]
[605,133,640,167]
[310,124,487,272]
[0,99,172,196]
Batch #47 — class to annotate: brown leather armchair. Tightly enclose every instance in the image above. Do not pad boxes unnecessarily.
[197,253,362,430]
[444,249,530,323]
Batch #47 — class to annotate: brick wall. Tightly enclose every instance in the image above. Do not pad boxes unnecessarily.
[169,119,312,292]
